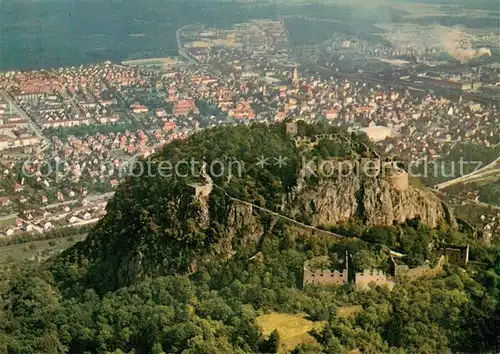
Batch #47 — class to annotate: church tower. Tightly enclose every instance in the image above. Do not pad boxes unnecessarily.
[291,65,298,88]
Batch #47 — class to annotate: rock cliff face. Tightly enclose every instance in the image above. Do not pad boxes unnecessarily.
[225,202,264,250]
[193,173,453,267]
[199,200,265,265]
[58,124,458,292]
[287,175,454,228]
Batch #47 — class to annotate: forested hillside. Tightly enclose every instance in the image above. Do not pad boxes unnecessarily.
[0,123,499,353]
[1,223,499,353]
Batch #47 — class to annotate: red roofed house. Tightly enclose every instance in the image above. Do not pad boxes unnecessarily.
[130,104,148,114]
[323,109,339,120]
[302,85,313,96]
[156,109,167,118]
[168,87,177,101]
[0,197,11,206]
[173,99,197,116]
[163,120,176,132]
[233,102,255,120]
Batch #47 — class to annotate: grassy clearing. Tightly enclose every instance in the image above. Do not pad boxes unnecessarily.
[255,313,326,353]
[0,234,86,265]
[0,234,86,294]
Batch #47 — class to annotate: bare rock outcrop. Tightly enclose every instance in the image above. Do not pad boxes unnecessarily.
[287,175,453,228]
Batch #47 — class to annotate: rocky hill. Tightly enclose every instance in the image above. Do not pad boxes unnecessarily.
[54,122,455,292]
[288,170,453,228]
[4,122,499,354]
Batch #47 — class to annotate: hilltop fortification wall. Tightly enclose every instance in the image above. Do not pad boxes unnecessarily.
[355,269,394,290]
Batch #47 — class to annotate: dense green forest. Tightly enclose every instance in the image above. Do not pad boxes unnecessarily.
[0,1,277,70]
[1,220,499,353]
[476,180,500,206]
[1,123,499,353]
[284,17,387,46]
[44,122,141,139]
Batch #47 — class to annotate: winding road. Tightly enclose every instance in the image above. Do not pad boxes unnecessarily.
[434,156,500,190]
[176,23,202,65]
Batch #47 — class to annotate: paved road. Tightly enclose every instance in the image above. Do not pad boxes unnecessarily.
[85,192,115,202]
[61,88,87,123]
[39,191,115,210]
[435,157,500,190]
[452,169,499,185]
[176,23,202,65]
[175,23,222,79]
[465,198,500,211]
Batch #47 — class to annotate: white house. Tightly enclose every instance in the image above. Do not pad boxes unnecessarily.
[68,216,80,224]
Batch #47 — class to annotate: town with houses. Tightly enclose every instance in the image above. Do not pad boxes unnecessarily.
[0,19,498,242]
